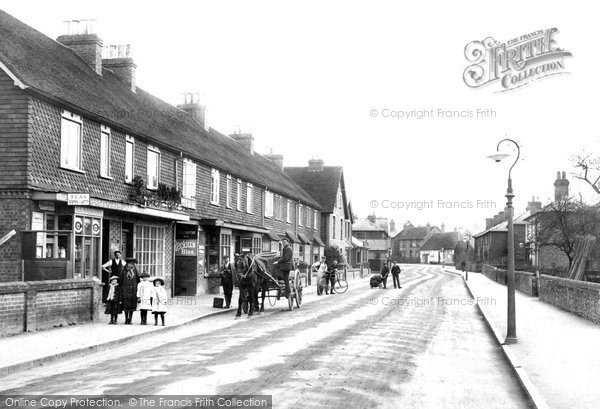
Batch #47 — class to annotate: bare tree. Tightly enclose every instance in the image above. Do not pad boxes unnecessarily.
[573,153,600,195]
[531,197,600,268]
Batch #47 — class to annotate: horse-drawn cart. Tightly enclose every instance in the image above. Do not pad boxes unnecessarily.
[234,251,303,316]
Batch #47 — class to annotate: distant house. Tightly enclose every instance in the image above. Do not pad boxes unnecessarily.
[453,235,475,270]
[473,210,531,270]
[391,221,440,263]
[352,218,391,271]
[420,232,460,264]
[285,159,353,263]
[349,236,369,268]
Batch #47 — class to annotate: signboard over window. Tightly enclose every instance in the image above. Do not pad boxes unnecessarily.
[67,193,90,206]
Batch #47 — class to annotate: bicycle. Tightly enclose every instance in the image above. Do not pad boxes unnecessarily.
[329,269,348,294]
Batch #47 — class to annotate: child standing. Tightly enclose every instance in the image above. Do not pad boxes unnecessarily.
[105,275,122,324]
[137,272,153,325]
[152,277,168,326]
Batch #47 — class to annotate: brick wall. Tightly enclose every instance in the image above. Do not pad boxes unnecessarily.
[0,279,101,337]
[0,192,32,281]
[538,275,600,324]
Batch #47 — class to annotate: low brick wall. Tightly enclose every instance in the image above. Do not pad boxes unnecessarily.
[481,264,537,296]
[0,279,102,337]
[538,275,600,324]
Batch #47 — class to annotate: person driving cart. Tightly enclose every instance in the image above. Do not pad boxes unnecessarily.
[274,238,293,298]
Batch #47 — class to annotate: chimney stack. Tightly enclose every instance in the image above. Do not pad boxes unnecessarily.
[308,158,324,172]
[554,170,569,203]
[57,19,103,75]
[367,213,376,224]
[102,44,136,92]
[526,196,543,213]
[441,223,445,232]
[265,149,284,170]
[177,93,205,126]
[485,218,495,229]
[229,132,254,155]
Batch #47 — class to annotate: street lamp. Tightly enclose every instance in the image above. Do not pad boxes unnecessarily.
[487,138,519,345]
[463,234,471,281]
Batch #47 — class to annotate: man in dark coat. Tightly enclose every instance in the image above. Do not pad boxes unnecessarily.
[220,256,234,308]
[276,238,293,297]
[391,261,402,288]
[119,257,140,324]
[101,250,125,302]
[380,263,390,289]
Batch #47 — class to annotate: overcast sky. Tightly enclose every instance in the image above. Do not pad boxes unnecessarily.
[2,0,599,234]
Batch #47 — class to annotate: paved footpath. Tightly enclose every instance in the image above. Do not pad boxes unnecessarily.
[1,265,530,408]
[0,274,365,375]
[444,267,600,409]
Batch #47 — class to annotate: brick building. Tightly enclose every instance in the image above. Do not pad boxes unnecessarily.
[285,160,353,263]
[352,217,391,271]
[0,11,323,296]
[391,221,440,263]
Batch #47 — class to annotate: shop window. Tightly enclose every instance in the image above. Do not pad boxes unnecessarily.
[135,225,165,277]
[74,216,102,279]
[220,233,232,261]
[252,237,261,255]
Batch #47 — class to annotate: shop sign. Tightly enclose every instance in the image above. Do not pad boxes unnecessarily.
[67,193,90,206]
[175,239,198,256]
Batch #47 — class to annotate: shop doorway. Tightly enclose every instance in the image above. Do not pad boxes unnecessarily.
[121,222,134,259]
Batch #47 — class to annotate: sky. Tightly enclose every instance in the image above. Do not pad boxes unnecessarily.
[2,0,599,234]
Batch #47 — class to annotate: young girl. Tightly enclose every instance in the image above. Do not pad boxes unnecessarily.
[137,272,153,325]
[105,275,122,324]
[152,277,168,326]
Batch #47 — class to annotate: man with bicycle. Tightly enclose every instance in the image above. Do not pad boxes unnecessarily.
[327,259,339,294]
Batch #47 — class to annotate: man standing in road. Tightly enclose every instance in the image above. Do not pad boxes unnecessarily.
[391,261,402,289]
[220,256,234,308]
[102,250,125,302]
[380,262,390,289]
[276,238,293,297]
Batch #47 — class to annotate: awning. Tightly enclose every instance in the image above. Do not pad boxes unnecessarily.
[313,236,325,246]
[264,231,281,241]
[199,219,269,233]
[351,236,364,248]
[297,233,311,245]
[285,230,300,243]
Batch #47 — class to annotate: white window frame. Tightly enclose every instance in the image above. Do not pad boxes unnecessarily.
[99,125,111,178]
[236,179,242,211]
[286,200,292,224]
[265,190,274,218]
[146,146,160,190]
[314,210,318,231]
[60,110,82,171]
[298,204,303,226]
[210,169,220,205]
[182,159,197,199]
[246,183,253,214]
[125,135,134,183]
[226,175,232,208]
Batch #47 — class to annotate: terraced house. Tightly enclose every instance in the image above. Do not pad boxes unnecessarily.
[0,11,323,296]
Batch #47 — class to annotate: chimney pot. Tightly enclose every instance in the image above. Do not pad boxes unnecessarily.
[178,93,206,127]
[57,21,103,75]
[308,158,324,171]
[102,44,137,92]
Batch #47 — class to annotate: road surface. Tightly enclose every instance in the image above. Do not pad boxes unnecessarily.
[1,265,532,408]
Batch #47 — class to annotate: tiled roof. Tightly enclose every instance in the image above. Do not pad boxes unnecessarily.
[284,166,343,212]
[0,10,320,209]
[473,211,531,238]
[352,218,385,232]
[393,225,438,240]
[420,232,460,251]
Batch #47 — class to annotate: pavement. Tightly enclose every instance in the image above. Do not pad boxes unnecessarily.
[1,265,530,408]
[0,274,365,376]
[444,266,600,409]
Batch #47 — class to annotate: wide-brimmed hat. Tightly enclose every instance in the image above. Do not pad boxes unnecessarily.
[125,257,137,263]
[140,272,150,278]
[153,277,165,285]
[109,275,120,282]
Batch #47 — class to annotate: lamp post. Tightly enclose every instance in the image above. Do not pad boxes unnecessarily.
[487,138,519,345]
[463,233,471,281]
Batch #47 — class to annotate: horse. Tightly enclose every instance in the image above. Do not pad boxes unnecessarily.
[233,253,276,317]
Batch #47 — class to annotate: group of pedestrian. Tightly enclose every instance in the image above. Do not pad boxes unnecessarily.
[312,256,340,295]
[379,261,402,289]
[102,251,168,325]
